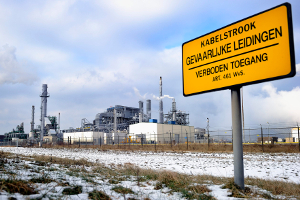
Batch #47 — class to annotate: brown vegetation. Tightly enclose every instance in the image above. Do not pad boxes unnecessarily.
[37,142,300,153]
[1,148,299,199]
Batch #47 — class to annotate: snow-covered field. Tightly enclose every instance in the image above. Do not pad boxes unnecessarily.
[3,147,300,183]
[0,147,299,199]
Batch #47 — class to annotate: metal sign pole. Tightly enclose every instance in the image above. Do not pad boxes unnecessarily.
[297,123,300,151]
[231,86,244,190]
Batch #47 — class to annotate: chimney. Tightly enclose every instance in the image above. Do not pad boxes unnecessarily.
[159,77,163,124]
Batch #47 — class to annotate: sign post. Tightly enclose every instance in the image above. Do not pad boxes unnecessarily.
[182,3,295,190]
[231,86,244,189]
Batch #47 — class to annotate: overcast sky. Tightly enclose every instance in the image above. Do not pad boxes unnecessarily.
[0,0,299,134]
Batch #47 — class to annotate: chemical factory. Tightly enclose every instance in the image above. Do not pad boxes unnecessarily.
[3,77,207,146]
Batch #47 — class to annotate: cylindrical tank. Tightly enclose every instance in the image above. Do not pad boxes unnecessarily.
[139,101,143,113]
[139,101,143,122]
[146,99,151,121]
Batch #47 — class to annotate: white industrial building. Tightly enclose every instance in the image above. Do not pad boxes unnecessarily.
[129,122,194,144]
[63,131,103,144]
[291,128,299,142]
[63,131,128,144]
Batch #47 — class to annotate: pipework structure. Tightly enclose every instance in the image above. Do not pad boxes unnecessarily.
[164,98,189,125]
[159,77,163,124]
[40,84,50,147]
[93,105,140,133]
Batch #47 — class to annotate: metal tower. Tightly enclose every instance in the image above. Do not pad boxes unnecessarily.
[40,84,50,147]
[159,77,163,124]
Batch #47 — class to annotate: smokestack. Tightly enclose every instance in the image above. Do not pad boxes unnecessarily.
[146,99,151,122]
[172,98,176,121]
[31,105,35,132]
[139,101,144,122]
[159,77,163,123]
[41,84,48,117]
[40,84,50,147]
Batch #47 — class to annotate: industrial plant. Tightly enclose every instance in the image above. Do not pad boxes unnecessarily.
[3,77,206,146]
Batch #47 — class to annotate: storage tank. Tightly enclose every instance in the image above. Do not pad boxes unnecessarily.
[139,101,143,122]
[146,99,151,121]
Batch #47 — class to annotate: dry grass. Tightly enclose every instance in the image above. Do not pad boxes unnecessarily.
[245,177,300,198]
[222,179,251,198]
[39,142,300,153]
[62,185,82,195]
[112,185,135,194]
[1,149,300,199]
[0,179,37,195]
[88,190,112,200]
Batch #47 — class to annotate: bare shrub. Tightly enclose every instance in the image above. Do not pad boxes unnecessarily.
[0,179,37,195]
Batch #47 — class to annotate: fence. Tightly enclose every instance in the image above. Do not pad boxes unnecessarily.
[208,127,299,144]
[1,126,299,152]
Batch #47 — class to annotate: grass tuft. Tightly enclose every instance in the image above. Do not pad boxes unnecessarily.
[222,179,251,198]
[154,182,163,190]
[88,190,111,200]
[62,185,82,195]
[108,179,119,184]
[0,179,37,195]
[112,185,134,195]
[29,173,55,184]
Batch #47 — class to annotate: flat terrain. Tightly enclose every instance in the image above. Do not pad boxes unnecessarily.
[3,147,300,183]
[0,147,299,199]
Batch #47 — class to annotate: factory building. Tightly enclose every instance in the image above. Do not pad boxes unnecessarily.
[4,122,28,143]
[129,122,194,144]
[62,77,192,144]
[93,104,146,132]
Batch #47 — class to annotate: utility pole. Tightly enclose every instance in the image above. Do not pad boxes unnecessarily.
[169,131,172,148]
[186,130,188,150]
[267,122,269,144]
[141,133,143,148]
[260,124,264,152]
[298,123,300,152]
[207,118,210,148]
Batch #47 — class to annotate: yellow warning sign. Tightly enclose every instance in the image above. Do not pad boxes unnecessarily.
[182,3,295,96]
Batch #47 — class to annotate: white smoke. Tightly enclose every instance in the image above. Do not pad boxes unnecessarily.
[152,94,174,100]
[133,87,147,99]
[0,44,38,84]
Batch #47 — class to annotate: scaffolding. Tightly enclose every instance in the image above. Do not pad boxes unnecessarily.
[93,105,140,133]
